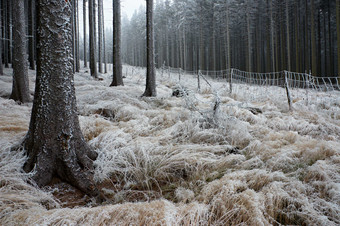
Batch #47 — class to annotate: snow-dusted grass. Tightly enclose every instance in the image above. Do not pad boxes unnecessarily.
[0,65,339,225]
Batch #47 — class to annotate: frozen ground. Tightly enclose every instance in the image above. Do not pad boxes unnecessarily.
[0,65,339,225]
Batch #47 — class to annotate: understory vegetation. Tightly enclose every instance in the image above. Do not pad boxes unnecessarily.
[0,65,339,225]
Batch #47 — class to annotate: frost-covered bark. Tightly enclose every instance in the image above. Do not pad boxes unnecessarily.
[23,0,98,196]
[143,0,156,97]
[110,0,124,86]
[10,0,30,103]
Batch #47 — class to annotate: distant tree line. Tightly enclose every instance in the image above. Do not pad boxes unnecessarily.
[121,0,340,77]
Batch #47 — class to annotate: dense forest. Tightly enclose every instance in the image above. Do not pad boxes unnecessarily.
[121,0,340,76]
[1,0,340,78]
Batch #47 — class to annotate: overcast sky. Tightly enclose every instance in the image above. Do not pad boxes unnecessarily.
[78,0,145,32]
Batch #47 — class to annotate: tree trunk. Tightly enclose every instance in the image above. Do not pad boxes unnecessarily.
[305,0,310,73]
[311,0,317,76]
[23,0,98,197]
[28,0,35,70]
[295,1,300,73]
[7,0,12,67]
[0,1,3,75]
[4,0,9,68]
[75,0,80,72]
[111,0,124,86]
[89,0,98,78]
[83,0,87,67]
[337,0,340,77]
[102,5,107,74]
[286,0,291,71]
[143,0,156,97]
[10,0,30,103]
[98,0,103,73]
[226,1,231,70]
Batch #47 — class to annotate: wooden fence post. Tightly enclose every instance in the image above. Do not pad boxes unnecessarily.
[197,70,201,91]
[229,69,233,94]
[284,70,292,111]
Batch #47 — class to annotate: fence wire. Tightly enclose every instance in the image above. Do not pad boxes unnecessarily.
[154,65,339,112]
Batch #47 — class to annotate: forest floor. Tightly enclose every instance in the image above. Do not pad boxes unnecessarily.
[0,65,339,225]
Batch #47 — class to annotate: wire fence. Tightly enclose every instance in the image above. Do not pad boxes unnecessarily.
[153,65,340,111]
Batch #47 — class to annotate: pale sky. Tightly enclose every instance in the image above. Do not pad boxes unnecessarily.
[79,0,145,33]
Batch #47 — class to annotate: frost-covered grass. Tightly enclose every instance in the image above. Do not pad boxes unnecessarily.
[0,65,339,225]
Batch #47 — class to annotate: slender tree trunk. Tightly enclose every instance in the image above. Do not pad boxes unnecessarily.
[143,0,156,97]
[89,0,98,78]
[246,8,252,72]
[111,0,124,86]
[286,0,291,71]
[83,0,87,67]
[311,0,317,76]
[337,0,340,77]
[98,0,103,73]
[102,5,107,74]
[76,0,80,72]
[295,1,300,73]
[28,0,35,70]
[0,2,3,75]
[305,0,310,73]
[23,0,98,197]
[10,0,30,103]
[7,0,12,66]
[4,0,8,68]
[226,2,231,70]
[327,0,333,76]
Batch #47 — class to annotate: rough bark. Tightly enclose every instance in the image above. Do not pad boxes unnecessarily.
[143,0,156,97]
[110,0,124,86]
[23,0,98,197]
[10,0,30,103]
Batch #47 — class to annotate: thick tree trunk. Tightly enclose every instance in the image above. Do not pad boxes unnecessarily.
[110,0,124,86]
[10,0,30,103]
[23,0,98,197]
[143,0,156,97]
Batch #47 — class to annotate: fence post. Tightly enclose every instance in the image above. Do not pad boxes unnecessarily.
[229,69,233,94]
[179,68,181,81]
[161,62,165,77]
[197,70,201,91]
[284,70,292,111]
